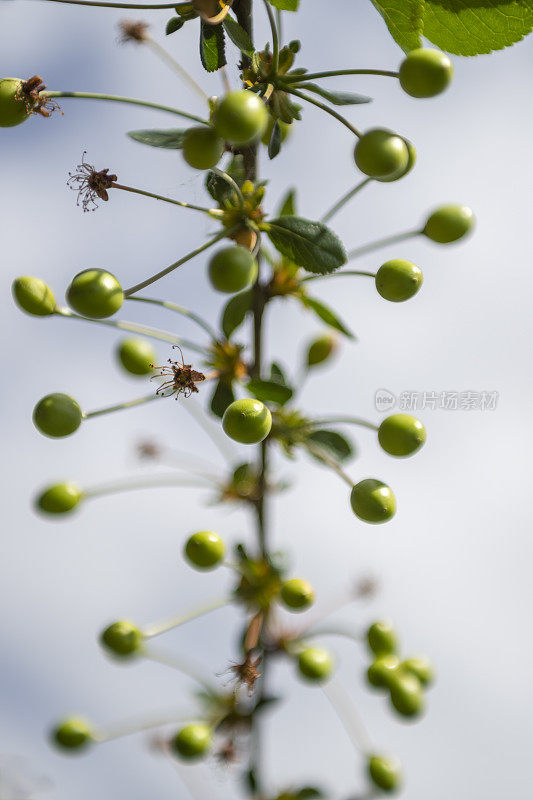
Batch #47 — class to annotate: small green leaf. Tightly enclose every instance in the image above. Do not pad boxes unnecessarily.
[210,379,235,418]
[223,15,255,54]
[266,216,346,275]
[369,0,424,52]
[307,430,355,463]
[166,16,185,35]
[200,20,226,72]
[276,188,297,217]
[127,128,188,149]
[269,0,299,10]
[268,120,283,160]
[295,789,325,800]
[301,295,355,339]
[221,290,252,339]
[247,379,293,406]
[302,83,372,106]
[270,362,288,385]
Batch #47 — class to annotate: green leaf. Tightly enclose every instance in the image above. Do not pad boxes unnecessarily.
[302,83,372,106]
[127,128,188,149]
[295,789,325,800]
[166,16,185,35]
[306,429,355,463]
[223,15,255,54]
[221,290,252,339]
[422,0,533,56]
[269,0,299,10]
[268,120,283,160]
[210,379,235,418]
[270,362,288,385]
[247,379,293,406]
[200,20,226,72]
[301,295,355,339]
[276,188,297,217]
[265,216,346,275]
[369,0,424,52]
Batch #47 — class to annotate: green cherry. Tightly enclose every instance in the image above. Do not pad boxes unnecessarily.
[100,621,143,658]
[388,672,425,718]
[367,620,398,657]
[0,78,34,127]
[401,656,434,687]
[354,129,409,180]
[52,717,94,751]
[367,654,401,689]
[368,755,402,793]
[222,399,272,445]
[212,90,268,146]
[208,246,258,294]
[66,269,123,319]
[297,647,333,682]
[184,530,225,569]
[33,393,83,438]
[36,482,83,515]
[350,479,396,524]
[116,337,157,376]
[12,276,56,316]
[423,205,475,244]
[280,578,315,611]
[375,259,423,302]
[171,723,213,760]
[306,335,337,368]
[182,126,225,170]
[399,48,453,98]
[378,414,426,457]
[376,138,417,183]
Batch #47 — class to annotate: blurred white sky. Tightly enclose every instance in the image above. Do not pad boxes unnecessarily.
[1,1,533,799]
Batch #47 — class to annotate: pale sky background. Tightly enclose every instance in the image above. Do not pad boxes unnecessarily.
[1,1,532,799]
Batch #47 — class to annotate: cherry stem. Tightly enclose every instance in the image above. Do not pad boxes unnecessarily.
[143,597,230,638]
[123,225,240,297]
[55,307,208,355]
[83,473,214,499]
[305,441,354,487]
[281,84,362,138]
[262,0,280,76]
[309,416,379,432]
[321,177,373,223]
[111,183,223,217]
[83,393,160,419]
[211,167,245,212]
[297,623,364,643]
[283,68,399,83]
[322,676,374,756]
[142,646,219,693]
[37,0,184,9]
[94,709,192,743]
[144,36,209,102]
[125,296,219,340]
[301,270,376,283]
[40,91,208,124]
[348,228,421,260]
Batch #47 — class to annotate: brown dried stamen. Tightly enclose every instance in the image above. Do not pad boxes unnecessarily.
[19,75,62,119]
[67,152,118,212]
[228,653,262,695]
[118,19,150,44]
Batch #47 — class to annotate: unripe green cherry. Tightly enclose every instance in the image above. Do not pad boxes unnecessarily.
[52,717,93,751]
[171,723,212,760]
[367,654,401,688]
[280,578,315,611]
[368,755,402,793]
[116,337,157,376]
[376,138,416,183]
[66,269,123,319]
[350,479,396,524]
[399,48,453,98]
[222,399,272,444]
[367,620,398,656]
[12,276,56,316]
[182,126,225,170]
[401,656,434,687]
[306,335,337,368]
[33,393,83,438]
[184,530,225,569]
[388,672,425,718]
[261,116,291,146]
[354,129,409,180]
[36,482,83,515]
[100,620,143,658]
[297,647,333,682]
[212,90,268,146]
[423,205,475,244]
[208,246,258,294]
[375,259,423,302]
[378,414,426,457]
[0,78,34,127]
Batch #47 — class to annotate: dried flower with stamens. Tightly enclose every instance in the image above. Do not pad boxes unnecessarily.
[228,653,262,695]
[213,737,240,767]
[19,75,62,119]
[151,346,206,399]
[136,440,163,460]
[118,19,150,44]
[67,152,117,212]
